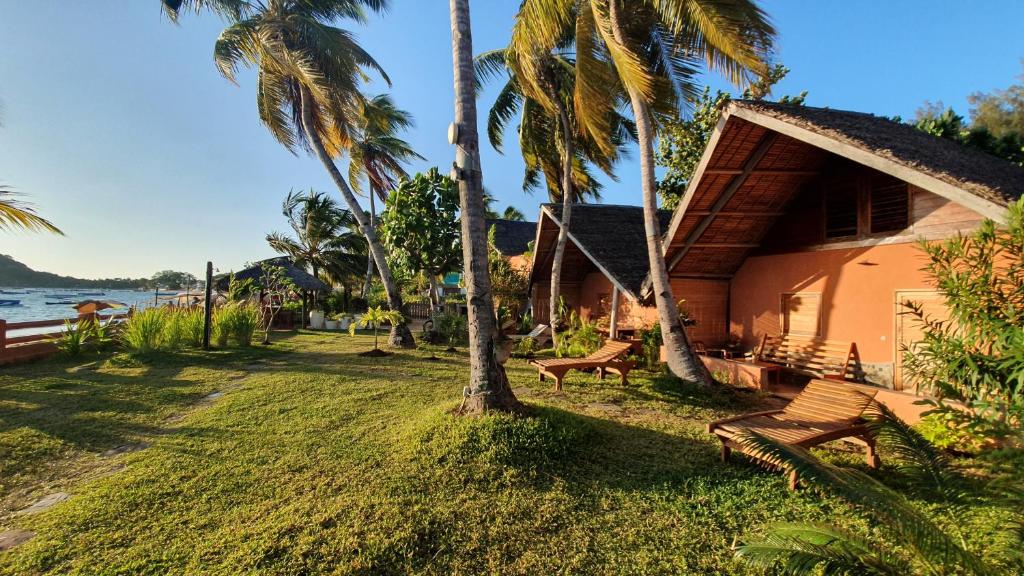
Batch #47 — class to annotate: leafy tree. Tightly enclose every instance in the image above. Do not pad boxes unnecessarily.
[914,104,1024,167]
[378,169,462,310]
[266,189,365,287]
[256,262,296,345]
[900,198,1024,439]
[176,0,416,348]
[450,0,522,413]
[514,0,774,385]
[501,206,526,221]
[657,64,806,209]
[151,270,197,290]
[969,62,1024,140]
[487,225,530,318]
[346,94,424,298]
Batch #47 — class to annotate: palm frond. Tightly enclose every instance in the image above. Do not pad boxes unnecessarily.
[0,187,63,235]
[736,522,911,576]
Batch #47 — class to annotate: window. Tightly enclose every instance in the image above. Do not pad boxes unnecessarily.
[824,182,859,239]
[781,293,821,337]
[870,181,909,234]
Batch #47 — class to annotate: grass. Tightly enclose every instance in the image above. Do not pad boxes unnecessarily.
[0,331,1017,574]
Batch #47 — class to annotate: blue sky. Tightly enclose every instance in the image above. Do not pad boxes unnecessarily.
[1,1,1022,279]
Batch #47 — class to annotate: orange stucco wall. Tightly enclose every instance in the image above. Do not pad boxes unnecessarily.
[730,242,936,366]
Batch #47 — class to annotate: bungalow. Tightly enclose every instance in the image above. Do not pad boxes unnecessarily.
[487,218,537,270]
[529,100,1024,396]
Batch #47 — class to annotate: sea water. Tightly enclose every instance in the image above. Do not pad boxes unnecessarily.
[0,288,165,325]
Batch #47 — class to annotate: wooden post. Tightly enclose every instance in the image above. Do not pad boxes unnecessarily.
[0,319,6,358]
[202,261,213,349]
[609,286,620,340]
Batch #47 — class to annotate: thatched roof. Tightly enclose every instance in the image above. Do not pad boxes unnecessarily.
[486,219,537,257]
[534,204,672,300]
[214,257,329,292]
[732,100,1024,209]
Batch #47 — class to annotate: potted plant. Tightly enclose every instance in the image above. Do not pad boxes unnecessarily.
[309,308,325,330]
[334,313,354,331]
[324,316,339,330]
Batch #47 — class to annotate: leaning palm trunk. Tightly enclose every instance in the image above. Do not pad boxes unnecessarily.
[548,97,574,346]
[298,86,414,348]
[450,0,521,414]
[362,190,377,299]
[608,2,710,385]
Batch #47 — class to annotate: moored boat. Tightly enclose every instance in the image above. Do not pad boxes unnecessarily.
[0,299,21,307]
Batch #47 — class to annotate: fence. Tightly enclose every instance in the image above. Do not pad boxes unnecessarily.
[0,311,131,366]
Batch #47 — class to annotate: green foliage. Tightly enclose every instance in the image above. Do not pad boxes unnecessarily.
[865,402,962,501]
[434,312,468,347]
[256,262,297,344]
[379,168,462,282]
[901,199,1024,439]
[638,326,664,370]
[214,303,262,348]
[733,431,993,575]
[349,306,404,350]
[121,308,167,354]
[915,414,988,453]
[487,225,531,315]
[914,105,1024,166]
[151,270,197,291]
[226,273,254,303]
[656,65,806,209]
[512,336,538,357]
[54,320,88,357]
[555,314,602,358]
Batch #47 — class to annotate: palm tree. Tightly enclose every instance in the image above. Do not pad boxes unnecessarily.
[266,189,365,287]
[347,94,424,299]
[477,45,633,344]
[501,206,526,221]
[513,0,774,384]
[188,0,415,347]
[0,186,63,234]
[450,0,521,414]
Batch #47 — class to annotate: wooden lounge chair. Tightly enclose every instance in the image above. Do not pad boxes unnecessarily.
[509,323,550,347]
[707,379,879,489]
[530,340,635,391]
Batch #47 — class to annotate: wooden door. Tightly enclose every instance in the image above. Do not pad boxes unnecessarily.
[894,290,947,391]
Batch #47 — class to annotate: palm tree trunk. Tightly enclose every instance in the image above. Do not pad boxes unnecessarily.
[297,85,414,348]
[450,0,521,414]
[549,96,574,346]
[362,190,376,299]
[609,1,712,386]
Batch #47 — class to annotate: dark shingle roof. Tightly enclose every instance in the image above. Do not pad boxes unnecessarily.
[734,100,1024,205]
[486,219,537,257]
[544,204,672,298]
[214,257,330,292]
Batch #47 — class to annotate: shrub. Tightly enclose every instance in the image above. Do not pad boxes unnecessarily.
[435,312,467,347]
[121,308,167,353]
[348,297,369,314]
[55,319,88,357]
[215,303,261,347]
[555,316,602,358]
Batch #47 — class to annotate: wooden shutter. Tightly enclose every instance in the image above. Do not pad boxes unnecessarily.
[870,180,910,234]
[825,182,859,239]
[781,293,821,337]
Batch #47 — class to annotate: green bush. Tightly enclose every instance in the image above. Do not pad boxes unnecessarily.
[121,308,167,353]
[214,303,262,347]
[54,319,89,357]
[435,312,467,346]
[555,315,602,358]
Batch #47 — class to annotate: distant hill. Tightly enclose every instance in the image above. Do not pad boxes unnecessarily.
[0,254,149,289]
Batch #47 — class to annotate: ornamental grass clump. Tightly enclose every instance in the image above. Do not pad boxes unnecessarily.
[120,307,167,354]
[214,303,262,348]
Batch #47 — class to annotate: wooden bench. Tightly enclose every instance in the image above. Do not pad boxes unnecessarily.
[756,334,858,381]
[708,379,879,489]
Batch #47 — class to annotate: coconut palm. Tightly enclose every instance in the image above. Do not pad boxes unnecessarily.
[347,94,424,299]
[0,186,63,234]
[196,0,414,347]
[513,0,774,384]
[501,206,526,221]
[476,45,633,343]
[266,189,365,287]
[449,0,521,413]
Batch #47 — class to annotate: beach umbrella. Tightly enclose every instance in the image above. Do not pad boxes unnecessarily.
[74,300,127,315]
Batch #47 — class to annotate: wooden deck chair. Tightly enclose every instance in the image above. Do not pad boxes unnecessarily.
[707,379,879,490]
[509,324,550,347]
[529,340,635,391]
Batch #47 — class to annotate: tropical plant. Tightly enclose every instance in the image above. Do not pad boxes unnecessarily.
[255,262,297,345]
[121,308,168,354]
[477,42,633,346]
[0,186,63,234]
[378,169,462,311]
[638,325,663,370]
[449,0,521,413]
[732,430,999,576]
[900,198,1024,440]
[266,189,365,286]
[187,0,414,348]
[501,206,526,221]
[54,319,88,357]
[513,0,774,385]
[435,312,468,348]
[346,93,424,298]
[87,316,117,351]
[349,306,403,351]
[215,302,262,348]
[487,226,531,318]
[913,105,1024,167]
[555,315,602,358]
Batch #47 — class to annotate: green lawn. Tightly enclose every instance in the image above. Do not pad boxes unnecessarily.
[0,331,1014,574]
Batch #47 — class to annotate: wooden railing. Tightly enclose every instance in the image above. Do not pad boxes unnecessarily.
[0,311,131,365]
